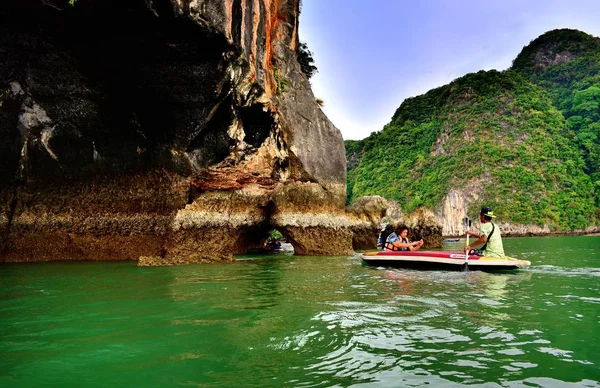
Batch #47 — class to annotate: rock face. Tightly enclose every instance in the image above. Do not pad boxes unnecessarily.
[345,195,444,250]
[434,185,583,237]
[437,184,483,237]
[346,195,388,250]
[388,208,443,249]
[0,0,351,264]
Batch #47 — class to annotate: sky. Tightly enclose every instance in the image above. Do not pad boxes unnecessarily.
[299,0,600,140]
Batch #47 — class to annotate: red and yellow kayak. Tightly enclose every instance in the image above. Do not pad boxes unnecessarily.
[362,250,531,271]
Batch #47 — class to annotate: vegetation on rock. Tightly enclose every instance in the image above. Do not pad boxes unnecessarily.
[512,29,600,207]
[297,42,318,80]
[346,29,599,231]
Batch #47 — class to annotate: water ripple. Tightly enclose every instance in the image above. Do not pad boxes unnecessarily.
[530,265,600,276]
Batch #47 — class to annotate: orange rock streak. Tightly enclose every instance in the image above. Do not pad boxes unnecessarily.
[224,0,233,41]
[290,0,298,50]
[240,0,247,51]
[249,0,260,81]
[263,0,277,96]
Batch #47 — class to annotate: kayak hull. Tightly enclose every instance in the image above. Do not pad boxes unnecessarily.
[361,250,530,271]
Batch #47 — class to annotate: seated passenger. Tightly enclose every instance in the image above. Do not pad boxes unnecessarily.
[273,238,281,250]
[264,237,282,251]
[384,226,424,251]
[377,227,385,249]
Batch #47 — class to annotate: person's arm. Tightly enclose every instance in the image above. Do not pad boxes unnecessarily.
[466,228,488,251]
[408,239,424,251]
[466,230,485,238]
[392,240,421,249]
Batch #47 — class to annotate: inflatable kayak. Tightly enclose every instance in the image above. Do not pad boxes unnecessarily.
[362,250,531,271]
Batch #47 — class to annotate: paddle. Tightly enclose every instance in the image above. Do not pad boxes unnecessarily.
[462,216,472,272]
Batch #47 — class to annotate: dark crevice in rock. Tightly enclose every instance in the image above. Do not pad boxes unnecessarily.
[272,125,290,178]
[186,98,236,170]
[273,157,290,176]
[231,0,243,48]
[6,192,18,235]
[242,0,254,63]
[186,183,205,205]
[186,184,195,205]
[158,246,167,259]
[0,83,23,185]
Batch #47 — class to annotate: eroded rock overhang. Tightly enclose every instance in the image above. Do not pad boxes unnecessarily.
[0,0,352,264]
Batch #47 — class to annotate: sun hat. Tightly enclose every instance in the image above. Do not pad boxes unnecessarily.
[480,207,496,218]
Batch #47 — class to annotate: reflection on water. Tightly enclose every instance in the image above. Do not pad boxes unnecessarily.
[301,263,597,386]
[0,236,599,387]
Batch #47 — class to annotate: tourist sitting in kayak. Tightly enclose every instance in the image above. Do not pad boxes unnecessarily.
[264,237,282,251]
[465,207,505,258]
[383,226,423,251]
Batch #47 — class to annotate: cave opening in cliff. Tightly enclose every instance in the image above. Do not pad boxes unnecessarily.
[239,104,275,149]
[245,227,294,255]
[234,200,295,256]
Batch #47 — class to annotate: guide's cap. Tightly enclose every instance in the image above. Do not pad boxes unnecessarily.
[480,207,496,218]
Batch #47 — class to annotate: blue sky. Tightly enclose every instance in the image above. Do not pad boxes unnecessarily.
[299,0,600,140]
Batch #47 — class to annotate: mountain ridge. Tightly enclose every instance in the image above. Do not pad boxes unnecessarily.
[346,28,599,234]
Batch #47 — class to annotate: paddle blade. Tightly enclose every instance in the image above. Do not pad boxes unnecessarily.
[461,262,469,272]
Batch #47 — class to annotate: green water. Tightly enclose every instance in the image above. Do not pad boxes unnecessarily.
[1,236,599,387]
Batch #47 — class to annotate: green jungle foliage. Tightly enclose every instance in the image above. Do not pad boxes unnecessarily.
[269,229,283,240]
[346,30,600,231]
[512,29,600,206]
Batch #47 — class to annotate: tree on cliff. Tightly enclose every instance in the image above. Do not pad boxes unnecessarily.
[297,42,318,80]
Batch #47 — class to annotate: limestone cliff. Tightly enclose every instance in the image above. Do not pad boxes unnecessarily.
[346,195,388,250]
[0,0,352,264]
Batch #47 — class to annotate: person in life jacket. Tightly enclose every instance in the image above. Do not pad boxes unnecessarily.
[465,207,506,258]
[264,237,281,251]
[377,225,387,249]
[383,226,423,251]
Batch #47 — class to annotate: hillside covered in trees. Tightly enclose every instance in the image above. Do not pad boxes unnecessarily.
[346,29,599,232]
